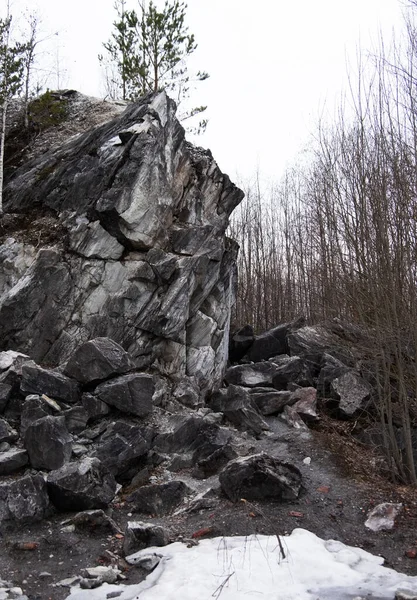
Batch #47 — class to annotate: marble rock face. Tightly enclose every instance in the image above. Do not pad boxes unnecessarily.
[0,91,243,394]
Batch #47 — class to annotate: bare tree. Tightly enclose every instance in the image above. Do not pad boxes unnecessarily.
[229,3,417,483]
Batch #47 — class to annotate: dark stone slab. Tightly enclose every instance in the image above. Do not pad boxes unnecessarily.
[126,481,190,516]
[219,454,302,503]
[81,393,110,421]
[225,363,279,388]
[0,418,18,443]
[21,363,80,403]
[229,325,254,363]
[93,421,153,479]
[210,385,269,435]
[20,394,55,438]
[244,322,292,362]
[0,473,50,524]
[271,356,314,390]
[0,448,28,475]
[47,457,117,511]
[95,373,154,417]
[24,415,72,470]
[123,521,170,555]
[63,406,89,433]
[64,337,134,384]
[249,387,293,415]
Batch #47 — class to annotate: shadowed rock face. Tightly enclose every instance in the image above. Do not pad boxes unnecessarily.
[0,91,243,393]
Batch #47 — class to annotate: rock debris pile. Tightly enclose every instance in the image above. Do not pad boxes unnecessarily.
[0,318,385,529]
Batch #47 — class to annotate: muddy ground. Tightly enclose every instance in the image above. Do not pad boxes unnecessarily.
[1,415,416,600]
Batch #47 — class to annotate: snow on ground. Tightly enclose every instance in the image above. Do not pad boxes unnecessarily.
[67,528,417,600]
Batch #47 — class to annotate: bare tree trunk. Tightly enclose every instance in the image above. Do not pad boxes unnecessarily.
[0,97,8,214]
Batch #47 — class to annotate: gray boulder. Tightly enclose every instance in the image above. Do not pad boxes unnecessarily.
[219,454,302,503]
[21,363,80,403]
[282,387,319,429]
[63,406,89,433]
[228,325,255,363]
[0,473,49,524]
[0,349,29,372]
[210,385,269,435]
[172,379,201,408]
[174,418,237,478]
[0,351,31,390]
[331,371,371,418]
[192,443,237,479]
[63,509,122,533]
[24,415,72,470]
[20,394,56,438]
[47,457,117,511]
[154,415,214,454]
[290,387,319,422]
[64,337,134,384]
[317,353,350,397]
[287,325,334,358]
[0,448,28,475]
[123,521,170,555]
[287,324,354,369]
[244,322,293,362]
[282,404,308,429]
[79,567,120,589]
[126,481,190,516]
[271,356,314,390]
[249,387,293,415]
[93,421,152,478]
[95,372,154,417]
[81,393,110,421]
[225,363,279,388]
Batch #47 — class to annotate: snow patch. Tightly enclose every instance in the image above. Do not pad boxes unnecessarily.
[66,529,417,600]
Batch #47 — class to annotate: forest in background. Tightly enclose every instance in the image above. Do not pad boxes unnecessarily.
[229,3,417,483]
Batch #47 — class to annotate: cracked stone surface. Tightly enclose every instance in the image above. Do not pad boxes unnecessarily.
[1,91,243,396]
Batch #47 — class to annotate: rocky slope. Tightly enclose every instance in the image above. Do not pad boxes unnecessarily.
[0,92,416,600]
[0,324,416,599]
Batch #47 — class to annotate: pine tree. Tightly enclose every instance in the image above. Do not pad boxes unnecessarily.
[0,13,26,214]
[99,0,144,101]
[99,0,208,131]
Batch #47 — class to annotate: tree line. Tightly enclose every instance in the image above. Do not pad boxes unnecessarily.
[229,4,417,484]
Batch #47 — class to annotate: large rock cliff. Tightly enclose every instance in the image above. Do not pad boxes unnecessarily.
[0,91,243,394]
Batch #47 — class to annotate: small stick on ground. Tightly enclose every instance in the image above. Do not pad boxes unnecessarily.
[240,498,286,559]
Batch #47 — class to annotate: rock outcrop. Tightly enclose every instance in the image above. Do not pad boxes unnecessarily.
[1,90,243,396]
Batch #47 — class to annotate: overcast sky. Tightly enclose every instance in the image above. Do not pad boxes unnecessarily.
[6,0,407,181]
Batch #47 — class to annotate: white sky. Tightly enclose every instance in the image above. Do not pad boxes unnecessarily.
[66,529,417,599]
[7,0,407,181]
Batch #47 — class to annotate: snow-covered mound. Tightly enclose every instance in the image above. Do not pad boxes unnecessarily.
[67,528,417,600]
